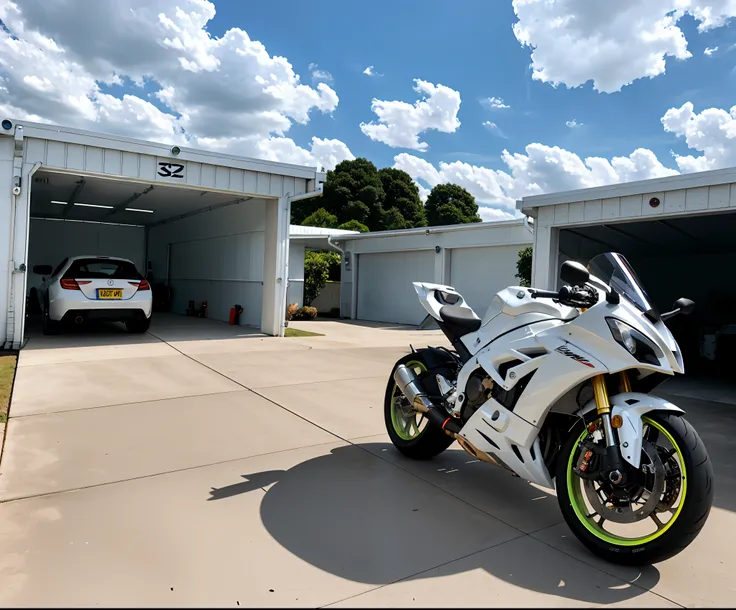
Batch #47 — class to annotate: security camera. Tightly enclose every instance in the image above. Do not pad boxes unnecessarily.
[12,186,20,195]
[1,119,12,131]
[12,176,20,195]
[170,145,181,156]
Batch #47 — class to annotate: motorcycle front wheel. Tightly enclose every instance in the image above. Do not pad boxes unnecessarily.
[555,411,714,566]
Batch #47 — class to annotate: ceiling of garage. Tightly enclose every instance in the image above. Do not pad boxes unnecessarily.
[30,170,252,227]
[560,211,736,261]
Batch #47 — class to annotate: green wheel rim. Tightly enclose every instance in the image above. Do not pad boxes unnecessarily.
[390,360,429,441]
[566,416,688,546]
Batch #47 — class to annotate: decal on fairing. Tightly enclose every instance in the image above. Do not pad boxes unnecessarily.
[555,344,595,368]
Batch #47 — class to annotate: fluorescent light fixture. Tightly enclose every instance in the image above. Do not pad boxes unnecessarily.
[125,207,154,213]
[74,202,114,209]
[51,200,67,205]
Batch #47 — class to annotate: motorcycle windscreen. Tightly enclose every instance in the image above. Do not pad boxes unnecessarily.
[587,252,660,320]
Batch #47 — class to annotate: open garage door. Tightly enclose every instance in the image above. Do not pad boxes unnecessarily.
[356,250,434,325]
[25,169,268,340]
[559,211,736,378]
[448,245,522,317]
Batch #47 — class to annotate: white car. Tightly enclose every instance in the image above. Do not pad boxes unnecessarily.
[32,256,153,335]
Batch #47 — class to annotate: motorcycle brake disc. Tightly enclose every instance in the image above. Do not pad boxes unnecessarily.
[582,440,665,525]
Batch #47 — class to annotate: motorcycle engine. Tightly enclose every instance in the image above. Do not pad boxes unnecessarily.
[462,370,494,419]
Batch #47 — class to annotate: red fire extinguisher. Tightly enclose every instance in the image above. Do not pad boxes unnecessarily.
[229,304,243,325]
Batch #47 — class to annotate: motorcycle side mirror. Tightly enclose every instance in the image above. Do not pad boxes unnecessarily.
[674,297,695,315]
[661,298,695,321]
[560,261,590,287]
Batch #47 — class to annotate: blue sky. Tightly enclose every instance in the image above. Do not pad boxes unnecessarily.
[2,0,736,220]
[213,1,734,172]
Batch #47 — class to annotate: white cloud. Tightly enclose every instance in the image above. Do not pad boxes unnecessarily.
[662,101,736,172]
[360,79,462,150]
[482,96,511,109]
[363,65,382,76]
[394,144,678,215]
[512,0,736,93]
[566,119,583,128]
[704,46,719,55]
[479,207,519,222]
[482,121,507,138]
[308,62,333,82]
[0,0,352,168]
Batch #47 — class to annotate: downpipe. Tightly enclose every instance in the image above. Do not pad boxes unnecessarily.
[393,364,502,465]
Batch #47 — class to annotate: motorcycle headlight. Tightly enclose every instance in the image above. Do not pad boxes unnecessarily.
[606,318,664,365]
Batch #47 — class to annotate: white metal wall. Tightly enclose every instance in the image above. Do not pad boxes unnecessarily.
[286,241,305,308]
[147,199,267,327]
[519,170,736,290]
[27,219,146,295]
[448,244,524,317]
[357,250,435,325]
[23,134,310,199]
[338,220,533,325]
[356,250,434,325]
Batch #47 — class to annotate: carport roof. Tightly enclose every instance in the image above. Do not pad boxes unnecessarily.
[30,170,255,227]
[6,119,325,181]
[517,165,736,215]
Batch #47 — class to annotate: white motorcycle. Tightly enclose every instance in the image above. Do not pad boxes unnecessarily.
[386,252,713,565]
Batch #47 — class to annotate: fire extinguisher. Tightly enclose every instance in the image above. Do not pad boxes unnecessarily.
[229,304,244,325]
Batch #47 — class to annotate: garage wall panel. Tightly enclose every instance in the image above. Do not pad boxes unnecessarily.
[66,144,85,170]
[86,147,104,173]
[147,198,267,327]
[357,250,434,325]
[47,141,66,167]
[449,245,523,317]
[104,149,122,175]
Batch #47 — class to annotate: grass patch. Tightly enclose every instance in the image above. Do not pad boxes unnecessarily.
[285,327,324,338]
[0,354,18,424]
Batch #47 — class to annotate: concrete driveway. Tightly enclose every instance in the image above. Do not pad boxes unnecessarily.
[0,314,733,607]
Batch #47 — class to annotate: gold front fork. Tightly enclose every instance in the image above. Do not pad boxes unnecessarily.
[619,370,632,393]
[591,375,611,415]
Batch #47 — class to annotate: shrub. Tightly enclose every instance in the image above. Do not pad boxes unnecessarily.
[515,246,533,287]
[292,306,318,321]
[304,250,332,304]
[286,303,299,321]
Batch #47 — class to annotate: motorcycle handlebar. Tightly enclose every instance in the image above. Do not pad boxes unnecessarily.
[529,289,560,299]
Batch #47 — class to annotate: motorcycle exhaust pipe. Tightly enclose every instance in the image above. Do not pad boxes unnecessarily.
[74,315,84,325]
[394,364,461,436]
[393,364,506,468]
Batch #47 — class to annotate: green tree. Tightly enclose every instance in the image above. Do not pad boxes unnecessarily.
[381,207,408,231]
[515,246,533,287]
[425,183,482,227]
[304,251,330,305]
[338,219,370,233]
[302,208,338,229]
[378,167,426,228]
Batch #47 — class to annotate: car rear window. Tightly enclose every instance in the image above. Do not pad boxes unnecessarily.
[63,259,142,280]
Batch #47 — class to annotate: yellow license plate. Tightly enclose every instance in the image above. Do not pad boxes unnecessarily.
[97,289,123,300]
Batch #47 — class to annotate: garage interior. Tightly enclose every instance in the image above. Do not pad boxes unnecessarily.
[558,210,736,379]
[27,169,269,335]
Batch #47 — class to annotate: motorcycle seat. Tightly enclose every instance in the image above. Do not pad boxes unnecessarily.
[439,305,482,336]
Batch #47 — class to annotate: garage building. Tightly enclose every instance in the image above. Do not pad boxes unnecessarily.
[333,219,533,326]
[518,167,736,376]
[0,119,325,349]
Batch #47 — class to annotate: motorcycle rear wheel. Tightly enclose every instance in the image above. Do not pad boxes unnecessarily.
[556,412,713,565]
[384,354,455,460]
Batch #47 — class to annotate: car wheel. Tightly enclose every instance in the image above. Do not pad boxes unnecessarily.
[126,316,151,334]
[41,301,60,335]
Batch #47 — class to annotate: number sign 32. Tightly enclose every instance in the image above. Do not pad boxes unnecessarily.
[157,162,185,179]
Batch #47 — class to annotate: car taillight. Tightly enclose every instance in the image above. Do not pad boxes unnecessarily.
[60,279,90,290]
[129,279,150,290]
